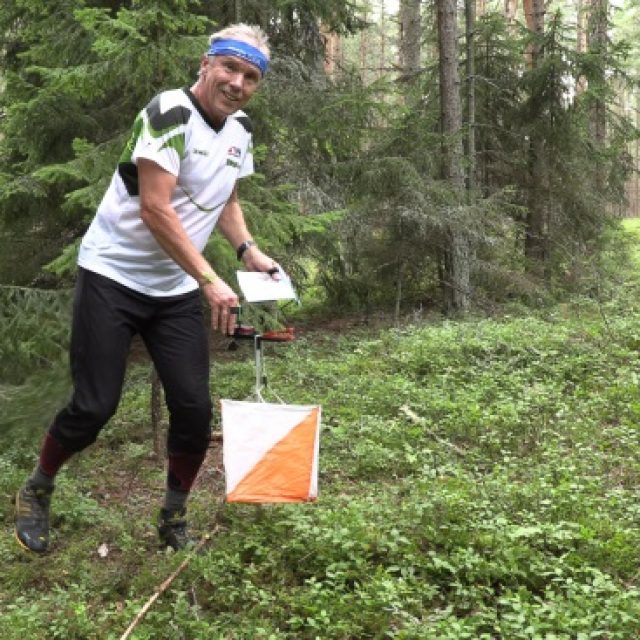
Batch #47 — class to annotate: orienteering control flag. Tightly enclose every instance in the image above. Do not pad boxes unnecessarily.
[221,400,321,503]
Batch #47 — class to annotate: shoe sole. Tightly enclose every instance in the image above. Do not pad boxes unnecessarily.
[14,528,48,554]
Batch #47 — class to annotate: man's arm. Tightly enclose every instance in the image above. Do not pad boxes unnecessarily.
[138,158,239,335]
[217,184,279,275]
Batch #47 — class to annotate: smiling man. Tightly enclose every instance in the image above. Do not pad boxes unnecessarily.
[15,24,279,553]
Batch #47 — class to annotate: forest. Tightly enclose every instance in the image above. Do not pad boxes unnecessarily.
[1,0,640,637]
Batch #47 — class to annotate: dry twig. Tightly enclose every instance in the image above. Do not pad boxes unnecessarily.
[119,528,218,640]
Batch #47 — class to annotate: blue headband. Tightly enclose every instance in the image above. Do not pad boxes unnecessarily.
[208,38,269,77]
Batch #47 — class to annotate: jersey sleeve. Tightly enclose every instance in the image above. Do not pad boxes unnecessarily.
[232,112,255,180]
[130,93,191,177]
[239,139,255,179]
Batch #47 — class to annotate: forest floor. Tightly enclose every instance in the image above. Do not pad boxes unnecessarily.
[1,221,640,639]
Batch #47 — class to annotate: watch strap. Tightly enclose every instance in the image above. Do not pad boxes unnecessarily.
[236,240,256,261]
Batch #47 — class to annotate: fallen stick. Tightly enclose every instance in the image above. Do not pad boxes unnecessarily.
[119,529,217,640]
[399,405,468,456]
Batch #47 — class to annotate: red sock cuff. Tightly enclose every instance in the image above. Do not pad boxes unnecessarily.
[39,432,74,477]
[167,451,206,492]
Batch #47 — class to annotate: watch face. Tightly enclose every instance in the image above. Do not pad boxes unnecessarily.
[237,240,255,260]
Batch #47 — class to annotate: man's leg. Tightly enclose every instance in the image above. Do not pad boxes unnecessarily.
[16,269,140,553]
[142,292,212,549]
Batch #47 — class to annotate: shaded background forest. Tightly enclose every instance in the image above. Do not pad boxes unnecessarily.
[0,0,639,314]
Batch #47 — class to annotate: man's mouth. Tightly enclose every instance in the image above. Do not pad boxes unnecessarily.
[221,90,240,102]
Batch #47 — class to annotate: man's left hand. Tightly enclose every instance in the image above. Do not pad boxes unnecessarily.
[242,245,281,280]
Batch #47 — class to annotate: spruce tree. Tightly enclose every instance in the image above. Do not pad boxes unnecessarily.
[0,0,210,284]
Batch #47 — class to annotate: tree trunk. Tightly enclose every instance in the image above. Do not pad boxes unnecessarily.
[360,6,369,83]
[524,138,548,270]
[575,0,588,96]
[505,0,518,30]
[523,0,548,274]
[438,0,465,192]
[395,260,405,326]
[523,0,544,67]
[437,0,471,313]
[588,0,607,149]
[150,366,164,458]
[399,0,421,82]
[465,0,477,197]
[636,91,640,217]
[379,0,386,79]
[320,23,342,78]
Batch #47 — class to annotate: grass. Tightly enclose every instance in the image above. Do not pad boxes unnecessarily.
[1,221,640,638]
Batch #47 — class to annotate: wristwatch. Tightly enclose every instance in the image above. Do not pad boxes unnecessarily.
[236,240,256,261]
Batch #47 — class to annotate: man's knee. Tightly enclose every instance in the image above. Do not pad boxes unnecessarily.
[167,397,213,452]
[168,392,212,423]
[75,396,120,427]
[51,397,120,451]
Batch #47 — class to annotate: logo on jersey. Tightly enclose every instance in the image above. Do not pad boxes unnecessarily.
[226,146,242,168]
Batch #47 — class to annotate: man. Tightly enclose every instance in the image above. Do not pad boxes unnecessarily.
[15,24,277,552]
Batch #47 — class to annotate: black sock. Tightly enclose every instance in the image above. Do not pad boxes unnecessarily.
[163,488,188,512]
[28,465,55,491]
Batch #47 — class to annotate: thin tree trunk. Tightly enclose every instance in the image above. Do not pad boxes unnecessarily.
[505,0,518,29]
[523,0,547,273]
[150,366,163,458]
[360,6,369,82]
[399,0,421,82]
[437,0,471,312]
[395,260,405,326]
[523,0,544,67]
[636,91,640,217]
[588,0,607,149]
[575,0,588,96]
[320,24,342,78]
[465,0,477,198]
[379,0,386,79]
[524,138,548,269]
[438,0,465,191]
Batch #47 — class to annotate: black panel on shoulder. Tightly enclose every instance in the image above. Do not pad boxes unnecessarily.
[234,115,253,133]
[146,94,191,133]
[183,88,222,132]
[118,162,139,196]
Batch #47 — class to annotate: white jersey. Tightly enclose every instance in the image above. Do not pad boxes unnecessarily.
[78,88,254,296]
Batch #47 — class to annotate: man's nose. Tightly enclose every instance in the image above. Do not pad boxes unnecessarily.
[228,72,244,90]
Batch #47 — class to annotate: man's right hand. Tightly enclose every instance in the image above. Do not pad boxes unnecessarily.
[202,277,240,335]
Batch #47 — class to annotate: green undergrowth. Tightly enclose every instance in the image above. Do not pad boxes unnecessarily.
[2,223,640,638]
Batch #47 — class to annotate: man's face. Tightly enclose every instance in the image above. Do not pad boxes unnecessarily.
[198,53,262,126]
